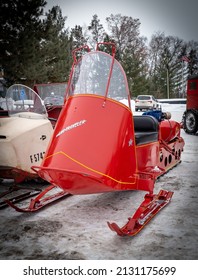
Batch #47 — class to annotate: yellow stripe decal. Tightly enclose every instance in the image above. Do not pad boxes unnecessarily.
[44,151,136,185]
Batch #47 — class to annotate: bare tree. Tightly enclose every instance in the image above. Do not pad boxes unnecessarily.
[105,14,149,96]
[106,14,141,58]
[186,41,198,75]
[149,32,186,98]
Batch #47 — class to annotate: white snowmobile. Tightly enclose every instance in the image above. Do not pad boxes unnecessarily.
[0,84,53,183]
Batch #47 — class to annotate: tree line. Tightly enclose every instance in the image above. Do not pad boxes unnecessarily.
[1,0,198,98]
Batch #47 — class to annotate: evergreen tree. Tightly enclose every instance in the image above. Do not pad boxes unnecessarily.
[0,1,72,86]
[88,14,105,48]
[70,25,87,49]
[0,0,46,85]
[40,6,72,83]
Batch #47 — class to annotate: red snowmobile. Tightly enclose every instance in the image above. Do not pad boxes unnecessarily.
[182,74,198,134]
[6,43,185,236]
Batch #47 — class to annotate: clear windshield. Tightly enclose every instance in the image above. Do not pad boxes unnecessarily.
[34,83,67,105]
[68,51,130,106]
[5,84,47,116]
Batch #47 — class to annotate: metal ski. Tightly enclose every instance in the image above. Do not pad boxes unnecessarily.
[0,185,42,209]
[4,184,71,212]
[107,190,173,236]
[0,189,41,209]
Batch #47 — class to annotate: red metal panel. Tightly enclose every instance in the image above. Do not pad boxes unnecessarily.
[159,120,181,142]
[187,77,198,109]
[38,95,137,194]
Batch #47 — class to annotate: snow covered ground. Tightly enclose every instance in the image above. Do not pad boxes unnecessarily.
[0,102,197,260]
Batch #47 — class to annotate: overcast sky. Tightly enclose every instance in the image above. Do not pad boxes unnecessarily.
[45,0,197,42]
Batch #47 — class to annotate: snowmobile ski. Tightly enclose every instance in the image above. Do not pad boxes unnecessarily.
[4,184,71,212]
[107,190,173,236]
[0,188,41,209]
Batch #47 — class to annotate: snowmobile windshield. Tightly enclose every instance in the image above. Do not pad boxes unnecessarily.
[6,84,47,116]
[34,83,67,105]
[68,51,131,107]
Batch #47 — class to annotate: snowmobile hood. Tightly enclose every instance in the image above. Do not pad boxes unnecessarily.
[0,114,49,142]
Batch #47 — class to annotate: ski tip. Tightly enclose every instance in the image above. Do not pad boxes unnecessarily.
[107,221,126,236]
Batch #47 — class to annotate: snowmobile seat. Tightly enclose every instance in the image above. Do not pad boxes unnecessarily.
[133,115,159,145]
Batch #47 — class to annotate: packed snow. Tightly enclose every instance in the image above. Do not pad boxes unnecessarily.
[0,102,197,260]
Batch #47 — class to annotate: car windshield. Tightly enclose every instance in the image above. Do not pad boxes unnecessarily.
[68,51,130,107]
[5,84,47,116]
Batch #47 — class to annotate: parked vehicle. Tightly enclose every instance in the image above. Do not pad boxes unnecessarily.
[0,84,53,183]
[182,74,198,134]
[135,95,161,111]
[6,44,184,237]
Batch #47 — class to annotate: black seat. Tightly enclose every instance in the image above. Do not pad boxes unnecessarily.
[133,115,159,145]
